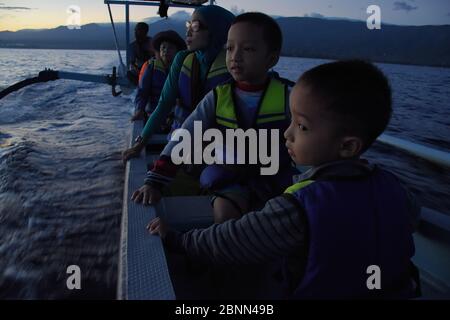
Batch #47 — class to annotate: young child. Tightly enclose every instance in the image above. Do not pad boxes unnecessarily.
[148,60,421,299]
[122,5,235,161]
[130,30,186,123]
[131,13,296,223]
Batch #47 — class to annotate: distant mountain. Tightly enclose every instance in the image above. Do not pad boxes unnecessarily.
[1,13,449,67]
[278,17,450,67]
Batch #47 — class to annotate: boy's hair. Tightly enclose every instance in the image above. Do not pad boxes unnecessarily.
[232,12,282,53]
[299,60,392,153]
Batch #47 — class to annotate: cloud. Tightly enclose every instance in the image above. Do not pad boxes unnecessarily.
[393,1,418,12]
[0,4,33,10]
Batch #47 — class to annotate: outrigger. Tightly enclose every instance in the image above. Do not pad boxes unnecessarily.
[0,0,449,300]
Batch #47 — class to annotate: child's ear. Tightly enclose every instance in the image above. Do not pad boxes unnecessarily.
[339,136,363,158]
[267,52,280,69]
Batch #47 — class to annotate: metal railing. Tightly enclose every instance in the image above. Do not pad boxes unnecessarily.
[378,134,450,168]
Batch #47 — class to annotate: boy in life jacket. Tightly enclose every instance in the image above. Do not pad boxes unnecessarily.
[132,13,297,223]
[122,5,235,161]
[130,30,186,124]
[148,60,421,299]
[127,22,155,84]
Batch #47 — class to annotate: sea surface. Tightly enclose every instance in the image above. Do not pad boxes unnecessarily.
[0,48,449,299]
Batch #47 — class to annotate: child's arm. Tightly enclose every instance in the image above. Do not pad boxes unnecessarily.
[131,155,175,205]
[152,194,308,265]
[122,51,190,162]
[132,91,217,205]
[160,90,217,159]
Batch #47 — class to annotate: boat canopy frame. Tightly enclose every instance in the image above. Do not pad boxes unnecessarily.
[104,0,215,70]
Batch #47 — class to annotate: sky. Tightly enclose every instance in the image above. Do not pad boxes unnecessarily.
[0,0,449,31]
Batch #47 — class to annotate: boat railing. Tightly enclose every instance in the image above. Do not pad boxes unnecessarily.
[378,134,450,168]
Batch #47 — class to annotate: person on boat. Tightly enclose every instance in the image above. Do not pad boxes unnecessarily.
[130,30,187,124]
[128,22,155,80]
[122,5,235,161]
[148,60,421,299]
[131,13,297,223]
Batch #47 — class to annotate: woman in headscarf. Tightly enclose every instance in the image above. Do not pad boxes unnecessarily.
[122,5,235,161]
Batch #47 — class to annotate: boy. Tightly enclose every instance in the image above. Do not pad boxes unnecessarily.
[132,13,296,223]
[148,60,421,299]
[128,22,154,77]
[131,30,186,123]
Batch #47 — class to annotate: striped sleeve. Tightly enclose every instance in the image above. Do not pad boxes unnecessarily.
[144,155,178,189]
[167,194,308,266]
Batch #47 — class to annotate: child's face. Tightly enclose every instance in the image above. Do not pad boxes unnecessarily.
[226,22,278,85]
[284,82,344,166]
[159,41,177,66]
[185,12,210,51]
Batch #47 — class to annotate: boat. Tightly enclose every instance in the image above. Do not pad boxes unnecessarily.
[114,1,450,300]
[120,122,450,300]
[1,0,449,300]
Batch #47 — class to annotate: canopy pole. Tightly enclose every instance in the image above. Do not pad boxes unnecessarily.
[107,4,126,70]
[125,3,130,70]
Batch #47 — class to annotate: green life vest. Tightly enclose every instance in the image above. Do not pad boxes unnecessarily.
[215,78,287,129]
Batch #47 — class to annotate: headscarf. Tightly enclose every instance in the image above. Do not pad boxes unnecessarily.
[193,5,235,67]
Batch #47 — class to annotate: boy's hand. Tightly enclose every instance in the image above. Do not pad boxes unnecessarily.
[146,217,167,239]
[122,142,144,163]
[131,184,162,206]
[130,110,145,122]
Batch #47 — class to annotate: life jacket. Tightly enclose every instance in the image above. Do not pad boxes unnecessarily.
[138,58,168,114]
[199,78,294,198]
[215,78,288,130]
[283,161,418,299]
[173,50,231,130]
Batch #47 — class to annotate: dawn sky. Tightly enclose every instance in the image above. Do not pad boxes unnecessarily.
[0,0,449,31]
